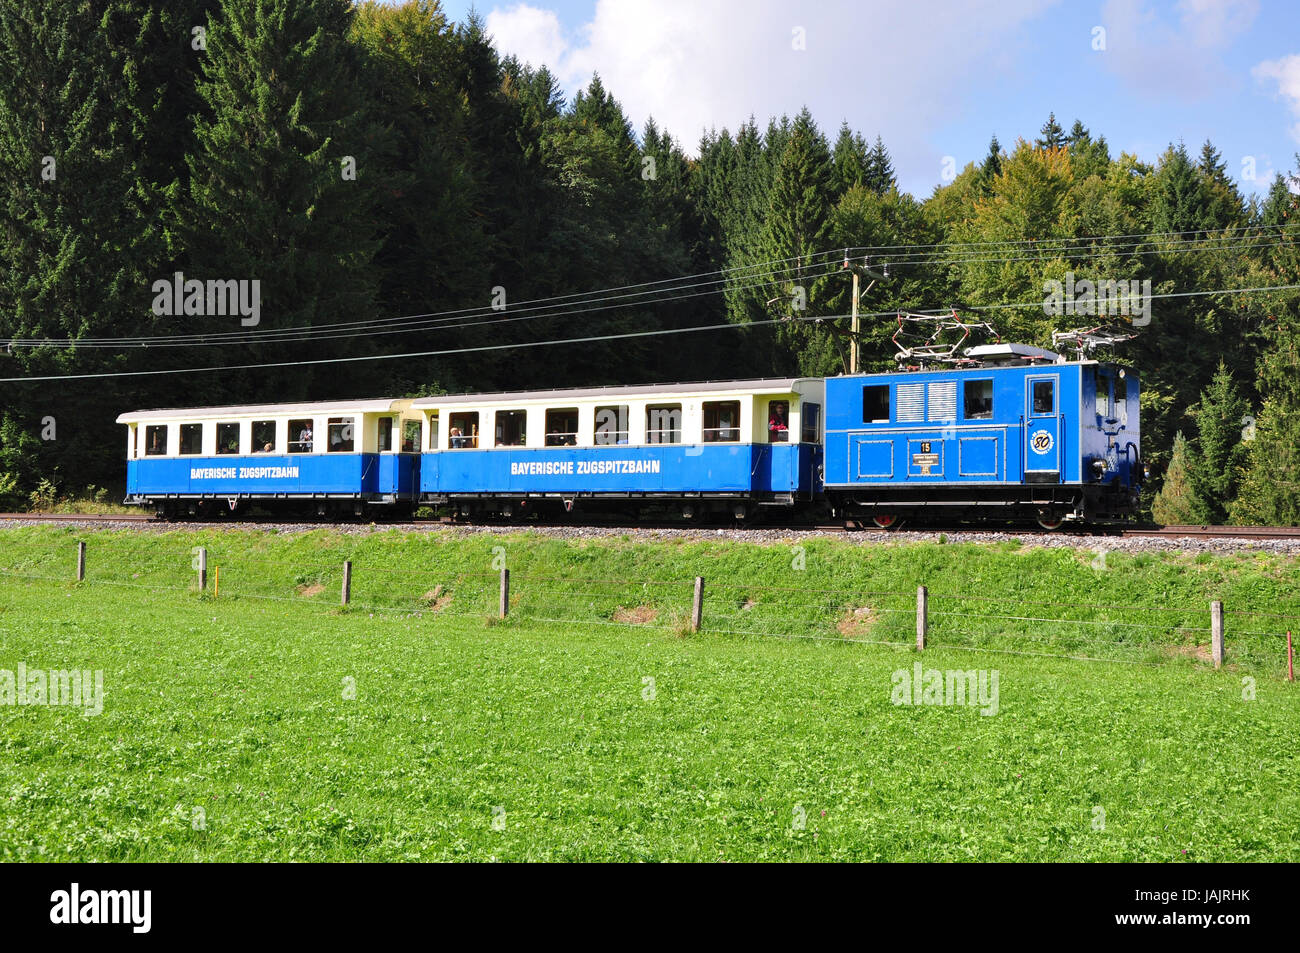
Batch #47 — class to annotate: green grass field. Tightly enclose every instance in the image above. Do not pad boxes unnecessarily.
[1,526,1297,861]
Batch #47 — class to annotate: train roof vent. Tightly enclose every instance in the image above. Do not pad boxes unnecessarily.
[964,343,1062,365]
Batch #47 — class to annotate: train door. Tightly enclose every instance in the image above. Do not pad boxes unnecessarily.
[1024,376,1060,480]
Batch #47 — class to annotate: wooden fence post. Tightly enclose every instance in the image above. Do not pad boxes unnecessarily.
[916,585,928,651]
[499,567,510,619]
[691,576,704,633]
[1211,600,1224,669]
[76,541,85,582]
[197,547,207,591]
[341,560,352,606]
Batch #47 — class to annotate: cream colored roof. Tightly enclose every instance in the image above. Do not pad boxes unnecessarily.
[116,398,404,424]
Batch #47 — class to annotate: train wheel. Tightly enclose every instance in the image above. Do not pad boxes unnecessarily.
[872,513,904,530]
[1035,511,1064,531]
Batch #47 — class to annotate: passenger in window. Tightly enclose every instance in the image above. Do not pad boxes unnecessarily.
[262,442,274,452]
[450,427,466,449]
[768,403,789,442]
[298,423,313,452]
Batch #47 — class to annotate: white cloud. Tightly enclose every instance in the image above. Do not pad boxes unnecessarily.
[1097,0,1258,99]
[479,0,1055,195]
[484,3,568,73]
[1253,53,1300,144]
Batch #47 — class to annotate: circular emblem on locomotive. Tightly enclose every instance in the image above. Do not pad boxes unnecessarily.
[1030,430,1054,454]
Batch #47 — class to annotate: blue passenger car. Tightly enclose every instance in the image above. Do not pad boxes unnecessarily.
[117,399,423,517]
[822,345,1142,527]
[411,379,825,519]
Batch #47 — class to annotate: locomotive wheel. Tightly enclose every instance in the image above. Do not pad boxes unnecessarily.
[1035,511,1064,531]
[872,513,904,530]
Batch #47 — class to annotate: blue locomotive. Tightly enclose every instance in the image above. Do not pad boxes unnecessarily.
[117,343,1142,528]
[821,343,1142,529]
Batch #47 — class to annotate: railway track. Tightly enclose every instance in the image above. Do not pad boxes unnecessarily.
[3,511,1300,540]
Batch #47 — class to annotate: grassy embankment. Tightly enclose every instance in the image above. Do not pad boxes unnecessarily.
[0,525,1296,860]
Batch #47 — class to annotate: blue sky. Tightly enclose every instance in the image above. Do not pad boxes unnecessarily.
[429,0,1300,199]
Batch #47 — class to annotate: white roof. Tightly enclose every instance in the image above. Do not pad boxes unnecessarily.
[116,398,405,424]
[411,378,813,408]
[965,343,1062,363]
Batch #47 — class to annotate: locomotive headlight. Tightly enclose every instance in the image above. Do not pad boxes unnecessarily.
[1090,458,1106,477]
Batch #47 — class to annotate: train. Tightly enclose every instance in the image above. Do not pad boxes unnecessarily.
[116,341,1143,529]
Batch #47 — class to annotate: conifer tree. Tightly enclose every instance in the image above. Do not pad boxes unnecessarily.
[1186,362,1249,522]
[1035,112,1066,150]
[1152,432,1205,525]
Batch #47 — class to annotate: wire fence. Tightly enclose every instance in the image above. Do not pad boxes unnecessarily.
[0,541,1296,675]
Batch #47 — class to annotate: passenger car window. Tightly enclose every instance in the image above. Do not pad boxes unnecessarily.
[449,412,478,448]
[767,401,790,442]
[863,385,889,423]
[593,405,629,445]
[646,404,682,444]
[253,420,276,452]
[801,403,820,442]
[402,419,421,452]
[216,422,240,455]
[289,419,313,453]
[964,380,993,420]
[145,425,167,456]
[495,410,526,446]
[378,417,393,452]
[178,423,202,455]
[328,417,355,452]
[545,408,579,446]
[702,401,740,443]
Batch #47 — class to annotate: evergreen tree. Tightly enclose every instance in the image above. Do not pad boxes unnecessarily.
[1151,432,1206,524]
[864,135,895,195]
[978,135,1002,190]
[186,0,380,399]
[761,108,836,374]
[831,122,868,196]
[1035,112,1066,150]
[0,1,200,492]
[1186,362,1249,522]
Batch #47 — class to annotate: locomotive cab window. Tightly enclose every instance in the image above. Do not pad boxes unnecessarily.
[178,424,202,455]
[1114,376,1128,425]
[767,401,789,442]
[253,420,276,453]
[378,417,393,452]
[964,380,993,419]
[545,408,579,446]
[1031,380,1055,415]
[448,412,478,448]
[216,422,240,455]
[801,403,821,442]
[702,400,740,443]
[289,419,314,453]
[863,385,889,423]
[495,410,526,447]
[1094,370,1110,419]
[646,404,682,444]
[145,425,168,456]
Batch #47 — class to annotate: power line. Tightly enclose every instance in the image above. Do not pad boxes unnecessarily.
[6,226,1298,351]
[4,282,1298,384]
